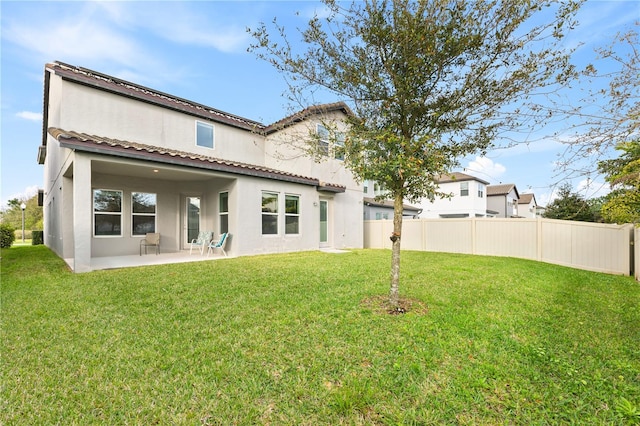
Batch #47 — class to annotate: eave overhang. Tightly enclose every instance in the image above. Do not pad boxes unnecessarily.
[49,128,346,191]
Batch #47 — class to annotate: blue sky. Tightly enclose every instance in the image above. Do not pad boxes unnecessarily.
[1,0,638,209]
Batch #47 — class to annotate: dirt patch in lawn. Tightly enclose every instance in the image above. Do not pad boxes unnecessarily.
[361,295,429,316]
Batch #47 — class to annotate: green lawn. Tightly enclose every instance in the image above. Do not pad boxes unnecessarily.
[2,246,639,425]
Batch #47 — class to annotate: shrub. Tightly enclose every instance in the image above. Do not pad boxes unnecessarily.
[32,230,44,246]
[0,224,16,248]
[31,231,44,246]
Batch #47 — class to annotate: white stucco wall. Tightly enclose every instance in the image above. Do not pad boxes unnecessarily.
[57,79,266,165]
[42,68,364,269]
[418,179,488,218]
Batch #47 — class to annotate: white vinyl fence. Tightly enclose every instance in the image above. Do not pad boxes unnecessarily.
[364,218,635,277]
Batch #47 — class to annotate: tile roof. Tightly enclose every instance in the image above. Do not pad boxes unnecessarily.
[46,61,353,136]
[264,102,353,134]
[47,61,267,132]
[48,127,346,192]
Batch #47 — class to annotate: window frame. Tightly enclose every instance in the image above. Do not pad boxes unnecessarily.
[460,182,469,197]
[219,191,229,234]
[284,193,300,235]
[93,189,123,237]
[334,132,345,160]
[316,124,330,156]
[261,191,279,235]
[131,192,157,236]
[196,121,215,149]
[478,183,484,198]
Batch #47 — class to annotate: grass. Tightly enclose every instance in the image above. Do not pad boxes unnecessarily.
[2,246,639,425]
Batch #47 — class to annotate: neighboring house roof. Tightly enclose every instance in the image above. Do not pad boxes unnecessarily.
[48,128,346,192]
[437,172,490,185]
[518,193,537,205]
[363,197,422,213]
[487,183,520,199]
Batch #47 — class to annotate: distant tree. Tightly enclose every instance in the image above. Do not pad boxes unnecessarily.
[543,183,597,222]
[0,195,43,233]
[250,0,582,308]
[597,140,640,224]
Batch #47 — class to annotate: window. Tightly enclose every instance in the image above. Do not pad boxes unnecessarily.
[219,191,229,234]
[196,121,214,149]
[261,191,278,235]
[316,124,329,156]
[363,182,369,194]
[460,182,469,196]
[285,194,300,234]
[93,189,122,236]
[334,132,345,160]
[132,192,156,235]
[478,183,484,198]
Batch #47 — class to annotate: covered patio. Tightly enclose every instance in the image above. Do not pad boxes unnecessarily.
[66,250,231,272]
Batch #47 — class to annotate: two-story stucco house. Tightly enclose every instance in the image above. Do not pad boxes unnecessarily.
[487,183,521,218]
[38,62,363,272]
[417,172,494,218]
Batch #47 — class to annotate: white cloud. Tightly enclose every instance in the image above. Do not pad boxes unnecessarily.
[3,186,39,205]
[577,178,610,199]
[3,6,149,68]
[464,156,506,182]
[16,111,42,121]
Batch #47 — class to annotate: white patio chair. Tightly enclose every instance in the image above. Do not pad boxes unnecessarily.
[189,231,213,255]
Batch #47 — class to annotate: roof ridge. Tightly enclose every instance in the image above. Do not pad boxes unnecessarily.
[48,61,266,130]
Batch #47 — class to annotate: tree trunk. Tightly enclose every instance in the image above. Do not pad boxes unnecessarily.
[389,193,404,308]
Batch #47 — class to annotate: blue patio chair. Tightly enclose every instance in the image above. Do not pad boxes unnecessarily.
[190,231,213,255]
[207,232,229,257]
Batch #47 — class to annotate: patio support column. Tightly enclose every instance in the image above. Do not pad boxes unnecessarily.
[72,154,92,272]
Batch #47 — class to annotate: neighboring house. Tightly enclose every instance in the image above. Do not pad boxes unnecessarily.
[517,193,538,219]
[418,172,495,218]
[362,197,422,220]
[38,61,363,272]
[487,183,521,218]
[535,205,546,218]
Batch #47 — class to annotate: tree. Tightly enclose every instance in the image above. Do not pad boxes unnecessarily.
[250,0,582,308]
[0,195,43,234]
[597,140,640,224]
[543,182,597,222]
[556,23,639,180]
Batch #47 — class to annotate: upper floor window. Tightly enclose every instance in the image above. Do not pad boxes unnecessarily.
[316,124,330,156]
[334,132,345,160]
[132,192,156,235]
[460,182,469,197]
[478,183,484,198]
[93,189,122,236]
[196,121,214,149]
[316,124,346,160]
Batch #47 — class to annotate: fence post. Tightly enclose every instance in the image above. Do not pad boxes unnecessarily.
[537,218,543,262]
[635,226,639,281]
